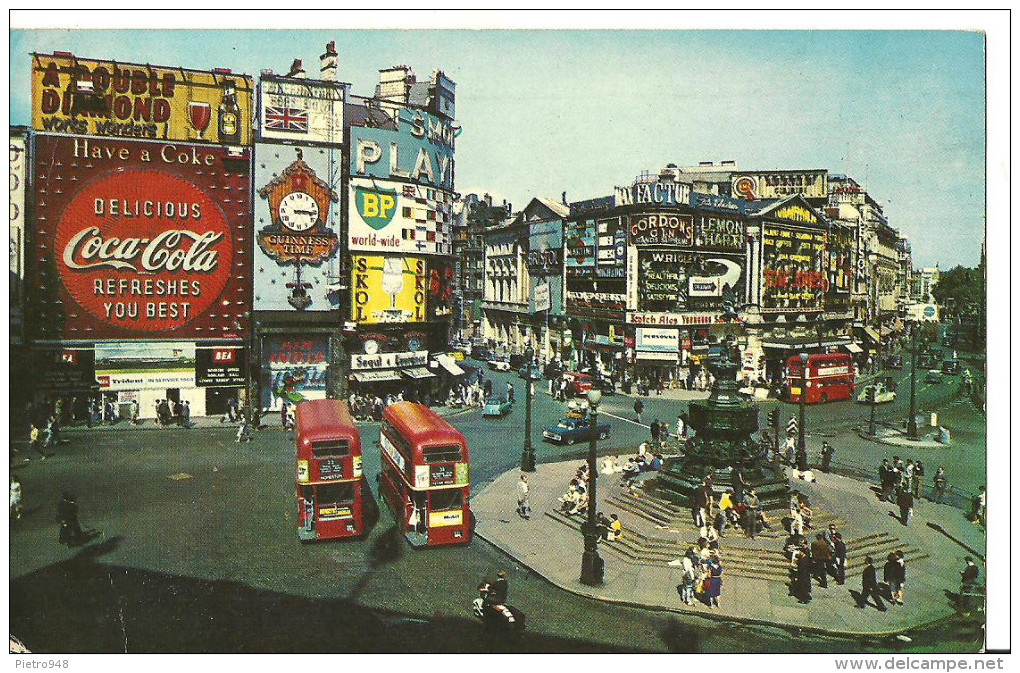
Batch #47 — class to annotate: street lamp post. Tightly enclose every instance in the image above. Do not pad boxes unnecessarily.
[907,328,919,438]
[580,388,604,586]
[796,352,809,471]
[520,346,539,472]
[869,330,881,437]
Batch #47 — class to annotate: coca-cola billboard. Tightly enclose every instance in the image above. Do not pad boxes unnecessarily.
[30,135,251,340]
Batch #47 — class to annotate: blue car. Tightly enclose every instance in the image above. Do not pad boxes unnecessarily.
[483,395,513,417]
[542,417,611,445]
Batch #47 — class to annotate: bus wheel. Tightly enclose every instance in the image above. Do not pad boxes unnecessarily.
[565,437,574,445]
[598,431,609,440]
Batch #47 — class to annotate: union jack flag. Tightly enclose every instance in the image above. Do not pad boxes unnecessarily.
[264,106,309,133]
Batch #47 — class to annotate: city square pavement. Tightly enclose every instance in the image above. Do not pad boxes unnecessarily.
[473,458,986,638]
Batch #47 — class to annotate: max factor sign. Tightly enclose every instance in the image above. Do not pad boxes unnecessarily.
[615,182,690,207]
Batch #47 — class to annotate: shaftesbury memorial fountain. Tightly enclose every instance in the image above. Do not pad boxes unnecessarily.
[650,355,790,510]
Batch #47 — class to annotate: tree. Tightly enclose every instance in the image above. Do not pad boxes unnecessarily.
[932,264,984,321]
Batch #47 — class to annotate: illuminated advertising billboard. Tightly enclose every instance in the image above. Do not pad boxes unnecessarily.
[731,170,827,201]
[761,225,827,312]
[350,254,427,324]
[426,258,455,320]
[637,250,744,313]
[32,53,253,145]
[30,135,252,340]
[261,337,328,407]
[348,178,453,256]
[350,107,455,190]
[254,144,342,311]
[565,218,596,272]
[628,212,694,247]
[95,342,196,391]
[257,75,347,144]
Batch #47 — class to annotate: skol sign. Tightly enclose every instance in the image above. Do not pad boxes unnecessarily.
[350,255,427,324]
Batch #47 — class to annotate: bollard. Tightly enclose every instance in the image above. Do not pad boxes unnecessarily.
[930,412,938,427]
[939,426,951,444]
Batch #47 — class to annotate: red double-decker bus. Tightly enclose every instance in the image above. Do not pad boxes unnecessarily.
[786,353,856,404]
[295,399,365,542]
[379,402,472,547]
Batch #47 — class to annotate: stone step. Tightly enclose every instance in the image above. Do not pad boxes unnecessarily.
[615,490,683,517]
[604,495,675,526]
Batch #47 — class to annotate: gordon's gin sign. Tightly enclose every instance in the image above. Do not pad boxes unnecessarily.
[33,136,251,339]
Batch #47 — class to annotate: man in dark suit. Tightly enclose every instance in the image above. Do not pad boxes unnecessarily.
[858,556,886,610]
[832,532,847,586]
[489,570,509,605]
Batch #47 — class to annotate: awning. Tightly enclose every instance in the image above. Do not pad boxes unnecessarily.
[437,355,465,376]
[843,342,864,354]
[635,351,679,361]
[401,367,435,379]
[350,370,402,383]
[859,326,881,344]
[584,341,625,351]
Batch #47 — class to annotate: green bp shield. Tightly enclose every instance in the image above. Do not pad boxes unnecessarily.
[355,185,398,230]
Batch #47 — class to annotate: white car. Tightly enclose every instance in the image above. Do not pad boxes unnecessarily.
[856,383,896,404]
[488,358,511,372]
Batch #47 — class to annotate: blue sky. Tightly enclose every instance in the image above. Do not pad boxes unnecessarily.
[9,28,985,268]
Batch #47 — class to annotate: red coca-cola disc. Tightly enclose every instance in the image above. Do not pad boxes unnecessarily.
[54,168,234,333]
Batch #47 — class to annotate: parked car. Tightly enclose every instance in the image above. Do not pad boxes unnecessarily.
[472,345,493,361]
[488,357,511,372]
[592,375,616,395]
[483,395,513,417]
[856,382,896,404]
[562,371,594,397]
[542,416,611,445]
[517,363,542,379]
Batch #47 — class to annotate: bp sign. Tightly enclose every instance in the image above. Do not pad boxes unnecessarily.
[354,185,398,230]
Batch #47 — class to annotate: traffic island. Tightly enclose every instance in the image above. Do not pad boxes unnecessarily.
[471,459,985,640]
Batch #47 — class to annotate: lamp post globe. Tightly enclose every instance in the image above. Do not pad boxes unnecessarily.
[580,386,604,586]
[796,352,809,471]
[520,346,538,472]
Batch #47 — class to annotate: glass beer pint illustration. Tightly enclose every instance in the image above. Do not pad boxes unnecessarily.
[382,257,405,318]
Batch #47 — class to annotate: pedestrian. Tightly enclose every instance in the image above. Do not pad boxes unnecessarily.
[895,550,907,605]
[932,466,948,504]
[679,554,697,606]
[784,433,795,466]
[650,420,661,449]
[744,489,761,539]
[705,554,723,608]
[858,556,886,610]
[227,397,239,423]
[912,460,924,499]
[10,475,23,521]
[56,491,85,547]
[832,532,847,585]
[879,459,896,502]
[820,442,834,472]
[692,479,709,528]
[280,401,290,429]
[507,381,514,404]
[181,400,192,429]
[517,474,530,520]
[897,487,914,525]
[969,486,986,525]
[883,552,904,605]
[675,413,686,444]
[29,424,51,460]
[959,557,980,602]
[902,460,914,492]
[130,399,140,425]
[634,398,644,424]
[489,570,509,605]
[793,540,812,603]
[810,533,831,588]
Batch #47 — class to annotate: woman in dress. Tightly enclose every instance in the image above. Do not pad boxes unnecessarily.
[706,553,723,608]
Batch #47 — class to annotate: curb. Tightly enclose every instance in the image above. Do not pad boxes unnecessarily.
[473,525,952,640]
[855,431,947,449]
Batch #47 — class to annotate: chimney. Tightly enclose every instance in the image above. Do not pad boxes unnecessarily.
[698,161,712,166]
[287,59,306,79]
[561,191,567,205]
[320,41,338,81]
[721,159,737,166]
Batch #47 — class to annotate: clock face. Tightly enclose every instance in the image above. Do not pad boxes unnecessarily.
[279,191,319,232]
[364,339,379,355]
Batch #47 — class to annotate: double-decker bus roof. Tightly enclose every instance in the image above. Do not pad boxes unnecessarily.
[383,402,466,450]
[296,399,360,449]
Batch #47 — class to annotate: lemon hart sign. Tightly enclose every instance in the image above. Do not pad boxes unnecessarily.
[29,135,252,340]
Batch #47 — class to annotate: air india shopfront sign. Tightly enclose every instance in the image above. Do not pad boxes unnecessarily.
[30,135,251,340]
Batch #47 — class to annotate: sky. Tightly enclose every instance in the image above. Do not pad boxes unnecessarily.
[9,22,987,269]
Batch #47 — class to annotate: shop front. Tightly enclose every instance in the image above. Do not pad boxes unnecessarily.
[348,349,434,401]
